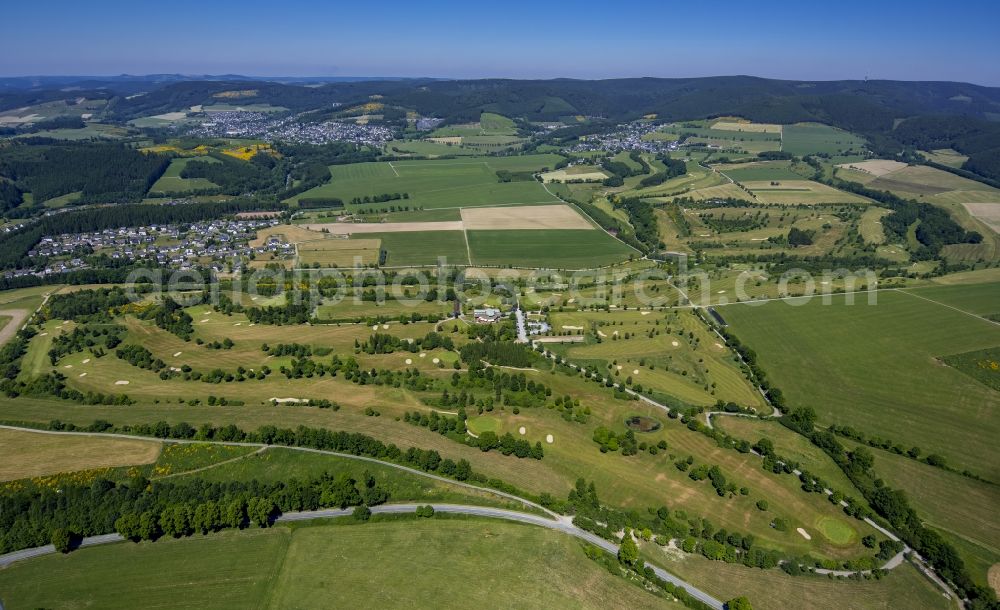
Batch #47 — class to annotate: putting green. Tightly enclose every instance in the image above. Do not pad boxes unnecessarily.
[466,415,502,436]
[815,516,856,545]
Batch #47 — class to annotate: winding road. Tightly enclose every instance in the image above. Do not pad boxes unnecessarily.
[0,502,725,610]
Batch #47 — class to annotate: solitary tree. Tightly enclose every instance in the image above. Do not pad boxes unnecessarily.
[618,532,639,567]
[51,528,74,554]
[726,596,753,610]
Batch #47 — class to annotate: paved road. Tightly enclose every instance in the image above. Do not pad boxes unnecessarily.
[0,425,558,519]
[0,503,725,610]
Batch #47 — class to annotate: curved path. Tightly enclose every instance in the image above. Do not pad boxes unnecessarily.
[0,424,558,519]
[0,502,724,610]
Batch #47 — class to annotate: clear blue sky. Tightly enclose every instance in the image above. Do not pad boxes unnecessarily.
[2,0,998,85]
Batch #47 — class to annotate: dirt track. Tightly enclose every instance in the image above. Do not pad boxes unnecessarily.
[0,309,29,346]
[299,221,464,234]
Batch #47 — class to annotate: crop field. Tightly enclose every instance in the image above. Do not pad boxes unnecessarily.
[722,285,1000,478]
[296,237,381,267]
[541,166,609,182]
[460,204,593,230]
[868,165,999,198]
[781,123,866,156]
[466,229,635,268]
[835,159,908,177]
[288,156,561,210]
[388,139,478,157]
[370,230,470,265]
[0,427,161,481]
[710,120,782,134]
[148,156,220,194]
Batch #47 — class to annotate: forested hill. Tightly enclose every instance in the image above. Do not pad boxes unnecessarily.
[3,75,999,179]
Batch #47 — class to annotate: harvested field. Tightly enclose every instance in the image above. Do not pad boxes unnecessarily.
[961,202,1000,232]
[297,238,382,266]
[250,225,324,247]
[460,204,592,230]
[869,165,996,196]
[299,221,464,234]
[541,166,609,183]
[710,120,782,133]
[0,427,161,481]
[835,160,907,176]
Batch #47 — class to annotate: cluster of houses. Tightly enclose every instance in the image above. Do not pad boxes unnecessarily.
[568,121,679,154]
[13,219,292,278]
[185,111,394,146]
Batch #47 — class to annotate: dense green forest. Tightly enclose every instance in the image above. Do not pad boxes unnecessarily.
[0,141,169,204]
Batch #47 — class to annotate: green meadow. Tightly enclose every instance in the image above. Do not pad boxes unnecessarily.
[722,284,1000,478]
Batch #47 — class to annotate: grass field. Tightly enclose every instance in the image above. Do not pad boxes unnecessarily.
[148,156,220,194]
[659,551,955,610]
[370,231,470,266]
[288,155,563,211]
[722,285,1000,478]
[466,229,635,268]
[0,520,684,610]
[713,417,862,499]
[782,123,867,156]
[920,149,969,168]
[0,428,161,481]
[718,161,803,182]
[859,207,890,244]
[548,310,766,409]
[741,180,870,205]
[839,438,1000,587]
[0,528,289,609]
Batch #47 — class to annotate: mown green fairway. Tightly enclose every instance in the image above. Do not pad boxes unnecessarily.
[722,284,1000,478]
[467,229,635,268]
[0,520,684,610]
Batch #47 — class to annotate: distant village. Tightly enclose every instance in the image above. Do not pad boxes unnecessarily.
[184,111,395,146]
[9,219,290,280]
[568,120,679,154]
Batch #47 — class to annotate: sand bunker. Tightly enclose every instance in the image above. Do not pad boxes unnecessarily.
[671,341,679,347]
[797,528,812,540]
[561,325,583,330]
[545,434,554,444]
[115,380,130,385]
[78,372,87,377]
[405,358,412,365]
[518,426,526,435]
[173,352,183,357]
[82,358,90,364]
